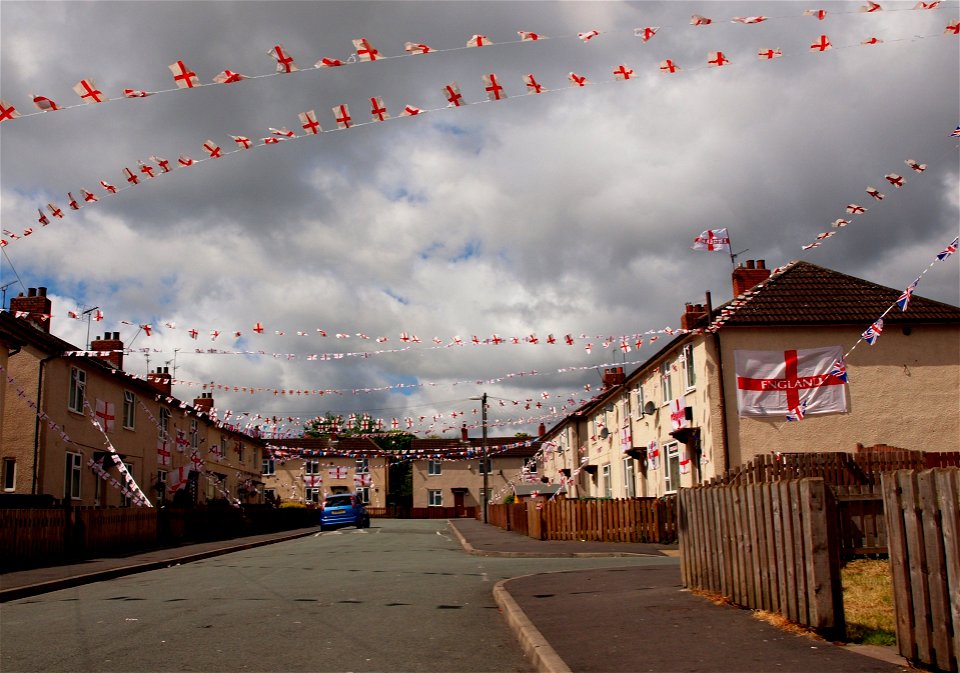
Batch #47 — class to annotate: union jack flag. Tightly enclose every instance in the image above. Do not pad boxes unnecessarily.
[936,236,957,261]
[896,276,920,312]
[786,403,806,422]
[952,125,960,138]
[829,358,848,383]
[862,318,883,346]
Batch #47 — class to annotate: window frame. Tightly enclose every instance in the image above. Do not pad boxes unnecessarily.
[356,486,370,504]
[305,487,321,503]
[122,390,135,430]
[3,457,16,492]
[68,367,86,413]
[601,463,612,499]
[159,407,171,440]
[623,457,636,498]
[684,344,697,391]
[428,489,443,507]
[262,457,276,476]
[64,452,82,500]
[664,442,681,494]
[427,459,442,476]
[305,460,320,475]
[189,419,199,449]
[660,362,672,405]
[355,456,369,474]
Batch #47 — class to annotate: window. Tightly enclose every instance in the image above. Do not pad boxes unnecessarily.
[623,393,631,418]
[601,464,612,499]
[623,458,636,498]
[68,367,86,413]
[189,419,199,449]
[305,460,320,475]
[235,440,244,462]
[428,460,442,476]
[157,469,167,501]
[159,407,171,439]
[635,385,645,416]
[122,391,135,429]
[262,458,275,476]
[356,486,370,504]
[665,442,681,494]
[684,344,696,390]
[478,458,492,474]
[428,489,443,506]
[3,458,16,491]
[355,456,369,474]
[526,460,538,474]
[64,452,82,499]
[660,362,672,404]
[219,436,228,458]
[263,488,276,502]
[306,487,321,503]
[478,488,488,505]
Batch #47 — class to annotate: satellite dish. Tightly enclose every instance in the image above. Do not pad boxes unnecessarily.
[605,403,615,413]
[643,401,657,416]
[599,428,610,439]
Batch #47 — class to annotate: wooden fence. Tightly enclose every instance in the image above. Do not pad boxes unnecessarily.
[883,468,959,673]
[0,508,66,565]
[486,497,677,544]
[678,478,845,637]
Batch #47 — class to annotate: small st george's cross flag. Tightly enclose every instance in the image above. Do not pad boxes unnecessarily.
[692,228,731,252]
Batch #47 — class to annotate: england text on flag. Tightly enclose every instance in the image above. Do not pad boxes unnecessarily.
[734,346,848,417]
[691,228,731,252]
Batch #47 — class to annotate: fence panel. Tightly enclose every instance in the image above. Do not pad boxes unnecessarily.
[883,468,959,672]
[679,478,843,637]
[0,508,66,566]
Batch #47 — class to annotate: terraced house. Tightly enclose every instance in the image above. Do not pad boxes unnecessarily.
[0,289,266,507]
[540,260,960,499]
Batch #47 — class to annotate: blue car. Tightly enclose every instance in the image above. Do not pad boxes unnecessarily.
[320,494,370,531]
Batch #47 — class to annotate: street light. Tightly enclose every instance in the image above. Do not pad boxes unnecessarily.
[470,393,489,523]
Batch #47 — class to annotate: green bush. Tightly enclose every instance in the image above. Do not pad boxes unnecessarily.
[279,501,307,509]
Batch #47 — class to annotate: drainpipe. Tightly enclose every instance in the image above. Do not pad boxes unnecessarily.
[706,292,731,474]
[33,355,58,495]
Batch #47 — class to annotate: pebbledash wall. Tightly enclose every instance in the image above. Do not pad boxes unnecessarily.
[539,260,960,500]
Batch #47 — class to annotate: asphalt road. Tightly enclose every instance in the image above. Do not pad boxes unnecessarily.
[1,519,677,673]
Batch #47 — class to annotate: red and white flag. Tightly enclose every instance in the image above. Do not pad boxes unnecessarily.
[168,466,192,493]
[48,203,64,219]
[708,51,730,66]
[352,38,380,61]
[231,135,252,149]
[443,82,464,106]
[157,438,172,466]
[810,35,832,51]
[328,466,349,479]
[404,42,433,55]
[577,30,600,42]
[213,70,247,84]
[518,31,541,41]
[613,65,634,80]
[523,74,544,94]
[692,228,731,252]
[691,15,713,25]
[304,474,323,488]
[270,127,295,138]
[123,88,152,98]
[354,473,372,487]
[81,189,98,202]
[669,398,688,431]
[94,399,116,432]
[482,73,506,100]
[332,104,352,129]
[0,99,21,123]
[31,94,59,111]
[804,9,828,20]
[660,59,681,74]
[568,72,588,87]
[400,105,421,116]
[268,44,298,73]
[178,155,195,166]
[299,110,322,134]
[637,26,659,41]
[150,156,171,173]
[369,96,389,121]
[467,35,491,47]
[73,79,105,103]
[202,140,222,158]
[733,16,767,23]
[734,346,848,417]
[169,61,199,88]
[758,48,783,60]
[315,57,344,68]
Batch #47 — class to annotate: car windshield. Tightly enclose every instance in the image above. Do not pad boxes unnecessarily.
[324,496,354,508]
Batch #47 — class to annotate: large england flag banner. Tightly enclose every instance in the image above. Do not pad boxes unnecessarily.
[734,346,848,418]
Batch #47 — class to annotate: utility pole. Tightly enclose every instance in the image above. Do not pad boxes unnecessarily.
[481,393,488,523]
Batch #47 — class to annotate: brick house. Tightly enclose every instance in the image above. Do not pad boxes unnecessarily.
[540,260,960,499]
[261,437,388,507]
[0,289,266,507]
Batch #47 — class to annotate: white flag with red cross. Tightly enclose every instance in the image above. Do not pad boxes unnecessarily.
[328,466,349,479]
[669,398,688,431]
[94,399,116,432]
[157,438,172,466]
[354,473,372,487]
[734,346,848,417]
[168,466,192,493]
[304,474,323,488]
[692,228,731,252]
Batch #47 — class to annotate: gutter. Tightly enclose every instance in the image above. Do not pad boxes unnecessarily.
[705,292,731,473]
[32,354,58,495]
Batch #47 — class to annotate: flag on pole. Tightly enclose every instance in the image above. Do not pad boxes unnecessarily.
[692,228,731,252]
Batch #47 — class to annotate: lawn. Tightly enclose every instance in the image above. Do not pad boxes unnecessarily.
[842,558,897,646]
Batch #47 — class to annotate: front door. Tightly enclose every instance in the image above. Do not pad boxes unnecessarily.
[453,490,465,518]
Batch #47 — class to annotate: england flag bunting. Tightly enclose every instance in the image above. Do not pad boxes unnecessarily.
[168,466,192,493]
[734,346,848,418]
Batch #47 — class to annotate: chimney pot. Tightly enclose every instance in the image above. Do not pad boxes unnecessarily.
[732,259,772,297]
[461,424,468,441]
[757,259,765,269]
[745,260,755,269]
[27,288,36,297]
[538,422,546,437]
[38,287,46,297]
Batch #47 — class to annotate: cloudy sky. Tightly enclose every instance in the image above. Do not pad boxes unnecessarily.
[1,1,958,438]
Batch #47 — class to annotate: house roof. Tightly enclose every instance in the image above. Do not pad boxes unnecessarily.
[267,437,382,452]
[715,260,960,327]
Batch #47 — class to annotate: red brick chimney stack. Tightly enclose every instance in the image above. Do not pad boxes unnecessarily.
[538,422,546,437]
[732,259,771,297]
[193,392,214,413]
[147,366,173,396]
[602,367,625,389]
[681,303,709,331]
[461,424,469,442]
[90,332,124,370]
[9,287,52,333]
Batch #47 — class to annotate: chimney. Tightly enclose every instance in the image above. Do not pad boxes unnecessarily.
[461,423,469,442]
[681,303,709,331]
[193,392,214,413]
[147,366,172,397]
[538,422,546,438]
[732,259,770,297]
[89,332,124,370]
[601,367,625,389]
[9,287,52,333]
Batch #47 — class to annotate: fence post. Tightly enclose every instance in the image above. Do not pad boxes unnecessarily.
[799,478,844,638]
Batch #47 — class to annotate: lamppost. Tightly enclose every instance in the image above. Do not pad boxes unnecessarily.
[471,393,489,523]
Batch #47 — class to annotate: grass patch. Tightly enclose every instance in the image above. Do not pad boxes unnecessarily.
[842,558,897,646]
